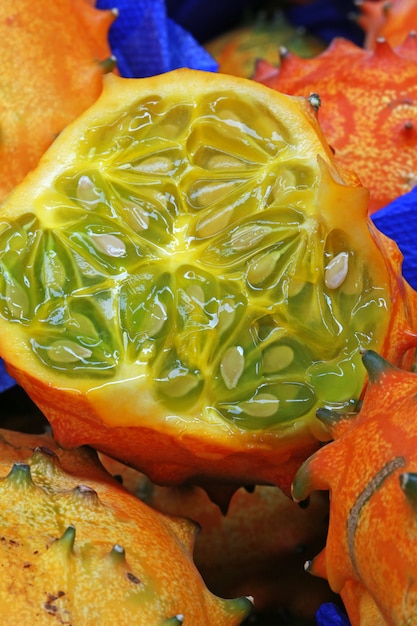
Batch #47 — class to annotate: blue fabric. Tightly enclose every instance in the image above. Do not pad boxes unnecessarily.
[316,603,351,626]
[286,0,365,45]
[372,186,417,291]
[97,0,218,78]
[0,365,14,393]
[166,0,250,43]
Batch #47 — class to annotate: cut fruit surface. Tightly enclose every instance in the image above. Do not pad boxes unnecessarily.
[0,70,414,493]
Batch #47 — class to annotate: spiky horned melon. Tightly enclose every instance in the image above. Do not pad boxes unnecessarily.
[293,350,417,626]
[254,34,417,213]
[0,428,251,625]
[100,453,337,618]
[0,0,116,202]
[358,0,417,49]
[0,69,415,499]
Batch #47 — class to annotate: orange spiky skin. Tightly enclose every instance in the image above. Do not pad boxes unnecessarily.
[292,350,417,626]
[358,0,417,49]
[254,34,417,213]
[100,453,338,619]
[0,0,116,202]
[0,428,251,625]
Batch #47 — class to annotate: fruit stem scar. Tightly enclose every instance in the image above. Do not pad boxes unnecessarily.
[347,456,405,574]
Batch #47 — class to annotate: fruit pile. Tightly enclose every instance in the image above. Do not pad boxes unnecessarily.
[1,1,417,624]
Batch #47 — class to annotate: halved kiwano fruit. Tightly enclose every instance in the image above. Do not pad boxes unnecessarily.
[0,70,415,494]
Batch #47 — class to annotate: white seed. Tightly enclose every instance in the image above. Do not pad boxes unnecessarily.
[207,153,246,170]
[135,155,173,174]
[263,345,294,373]
[217,302,235,335]
[220,346,245,390]
[287,279,305,297]
[161,123,181,139]
[195,205,233,238]
[240,393,279,418]
[247,250,280,286]
[5,282,29,319]
[186,285,205,305]
[72,313,97,337]
[324,252,349,289]
[218,109,242,124]
[271,170,297,198]
[230,224,271,251]
[77,175,98,204]
[92,234,126,258]
[49,340,92,363]
[41,250,66,291]
[162,373,200,398]
[191,181,225,208]
[143,299,167,337]
[123,200,149,232]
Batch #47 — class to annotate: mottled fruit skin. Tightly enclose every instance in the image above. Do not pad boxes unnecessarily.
[292,351,417,626]
[358,0,417,49]
[101,453,338,619]
[0,0,116,202]
[0,429,251,625]
[255,34,417,213]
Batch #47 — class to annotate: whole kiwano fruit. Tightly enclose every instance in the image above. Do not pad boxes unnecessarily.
[0,69,415,499]
[0,428,251,624]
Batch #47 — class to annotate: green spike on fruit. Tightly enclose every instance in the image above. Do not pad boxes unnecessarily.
[56,525,76,553]
[5,462,35,489]
[100,55,118,74]
[362,349,394,382]
[400,472,417,511]
[162,616,184,625]
[316,407,345,428]
[109,543,127,565]
[31,446,61,474]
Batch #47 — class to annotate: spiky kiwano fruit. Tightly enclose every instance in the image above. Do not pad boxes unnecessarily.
[293,350,417,626]
[0,69,415,494]
[254,34,417,213]
[0,429,251,625]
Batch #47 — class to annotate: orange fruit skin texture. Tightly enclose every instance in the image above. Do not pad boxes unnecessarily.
[358,0,417,49]
[100,453,338,619]
[0,0,115,202]
[254,34,417,214]
[0,428,250,625]
[292,351,417,626]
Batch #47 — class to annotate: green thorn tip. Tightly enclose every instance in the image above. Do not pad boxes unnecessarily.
[400,472,417,509]
[362,350,393,383]
[162,616,184,625]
